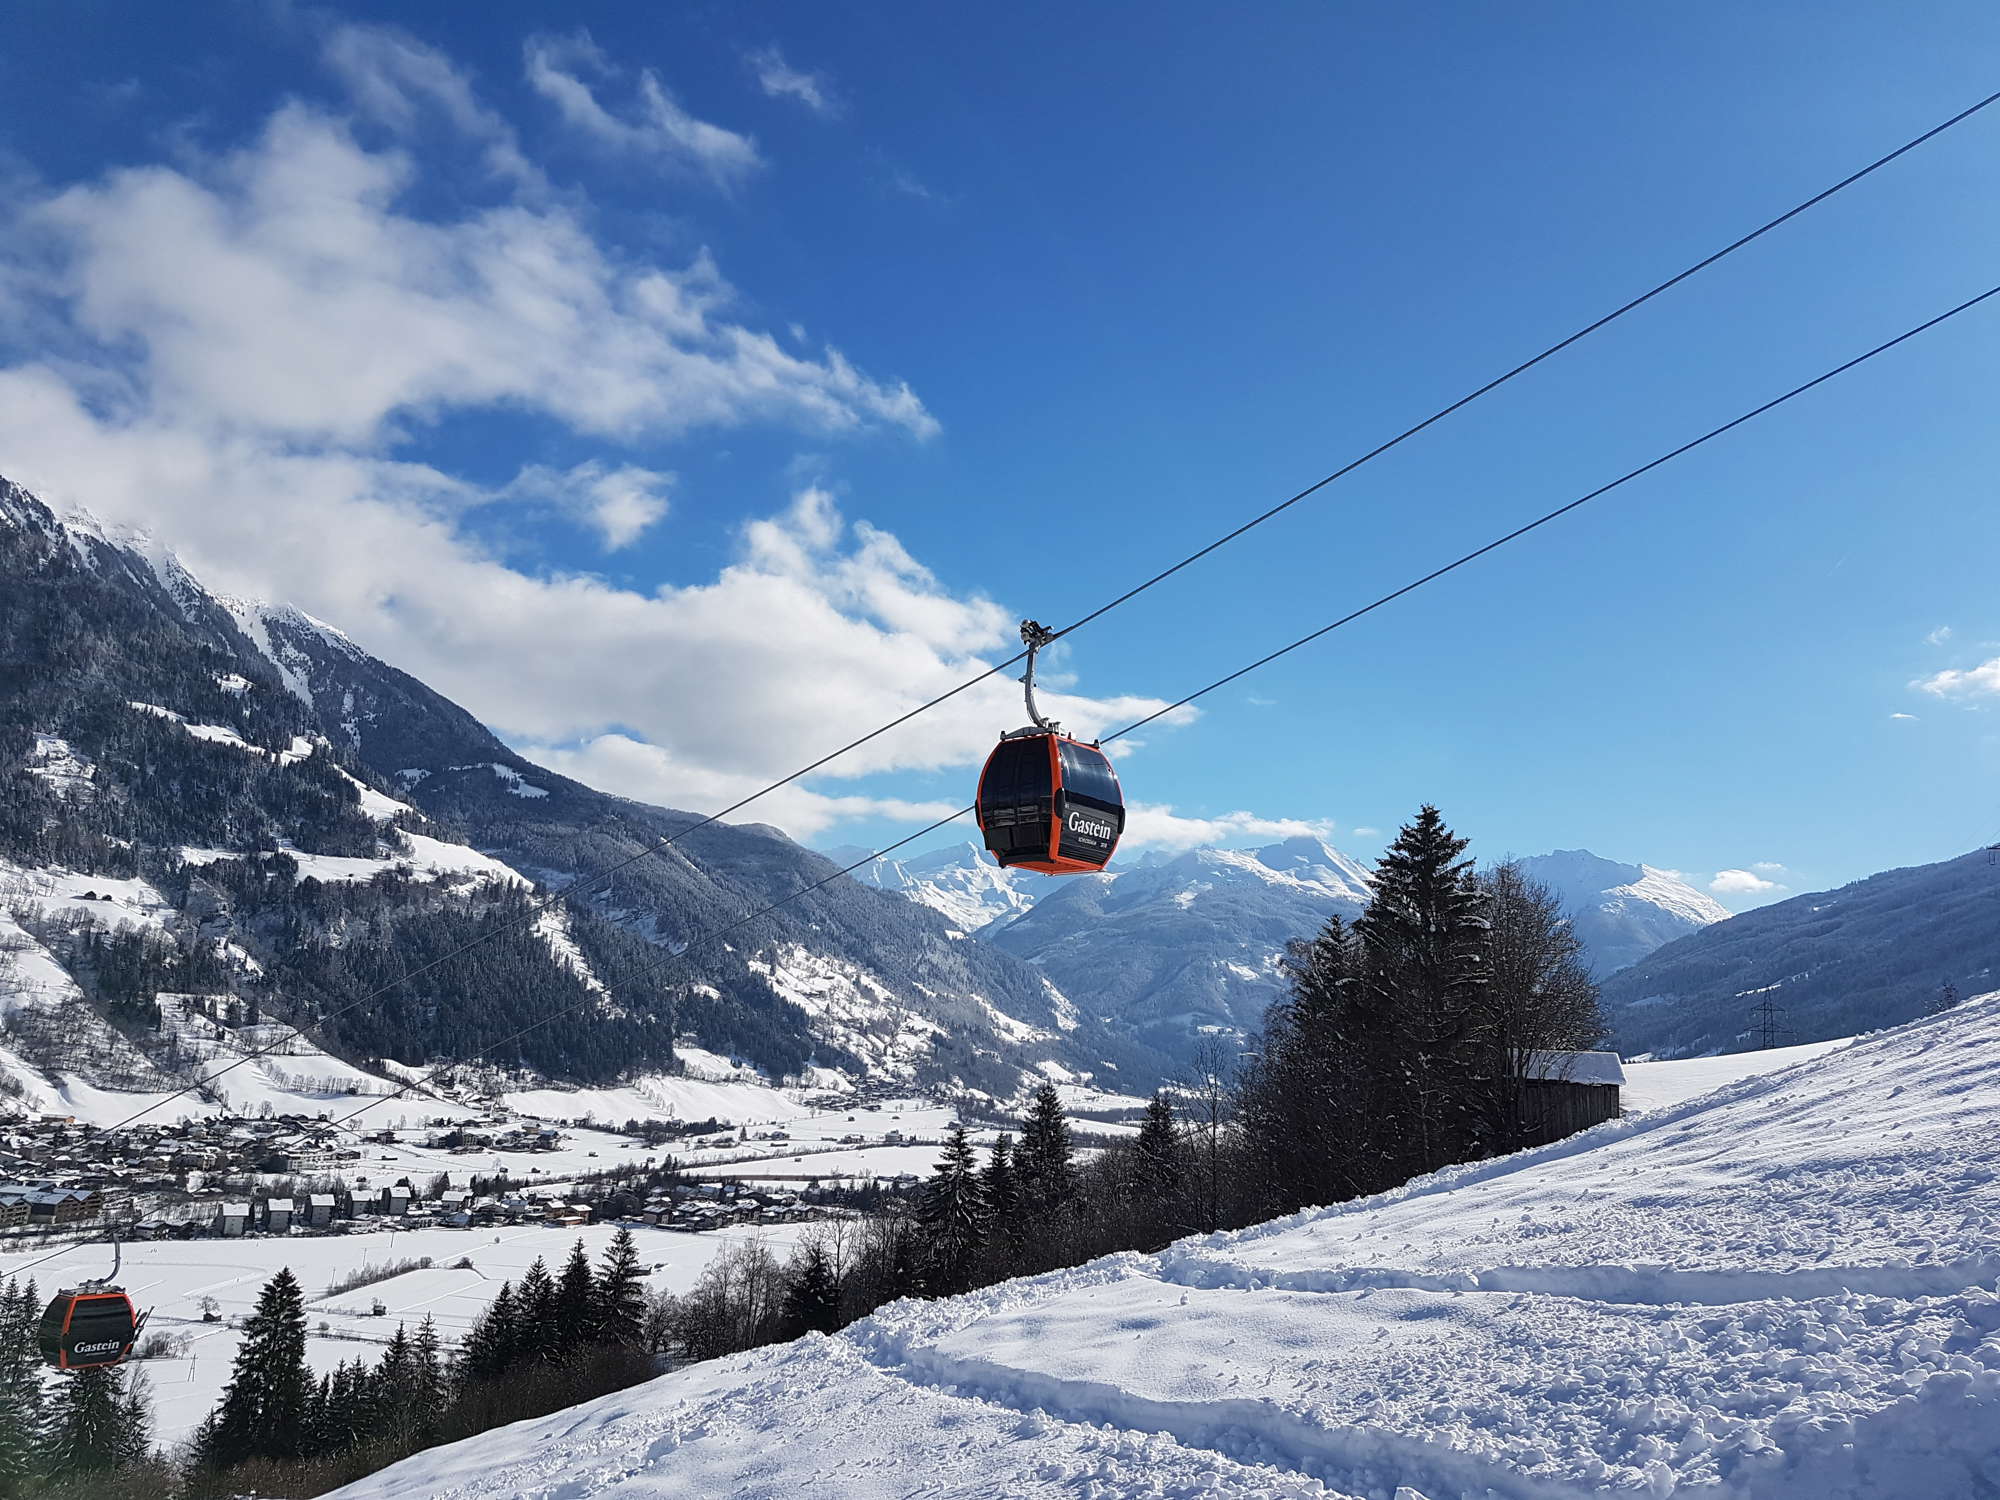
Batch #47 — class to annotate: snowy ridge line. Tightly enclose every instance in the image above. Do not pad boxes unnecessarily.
[1151,1252,2000,1308]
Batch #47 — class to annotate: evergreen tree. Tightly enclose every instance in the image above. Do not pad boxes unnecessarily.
[554,1239,596,1355]
[777,1240,842,1339]
[981,1133,1019,1248]
[0,1280,46,1494]
[915,1124,989,1295]
[1240,911,1376,1209]
[514,1258,559,1366]
[1133,1092,1181,1199]
[594,1229,647,1351]
[1014,1084,1078,1263]
[371,1322,413,1444]
[199,1267,313,1469]
[457,1282,519,1387]
[115,1367,153,1472]
[44,1366,124,1477]
[409,1315,445,1442]
[1350,804,1490,1175]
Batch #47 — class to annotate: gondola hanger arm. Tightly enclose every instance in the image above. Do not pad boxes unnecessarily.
[1018,619,1063,735]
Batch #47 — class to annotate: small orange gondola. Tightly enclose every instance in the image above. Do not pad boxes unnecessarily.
[37,1236,145,1372]
[37,1287,142,1372]
[975,621,1125,876]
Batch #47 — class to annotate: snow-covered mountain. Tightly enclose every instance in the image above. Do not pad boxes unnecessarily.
[856,837,1722,1063]
[1511,848,1730,976]
[1602,845,2000,1058]
[836,840,1040,934]
[0,476,1164,1106]
[332,992,2000,1500]
[981,835,1376,1057]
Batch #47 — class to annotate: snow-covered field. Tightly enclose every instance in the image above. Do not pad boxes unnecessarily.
[4,1219,813,1448]
[1619,1036,1853,1113]
[333,996,2000,1499]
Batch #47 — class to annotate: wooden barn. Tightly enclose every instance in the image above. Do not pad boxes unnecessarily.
[1516,1050,1625,1147]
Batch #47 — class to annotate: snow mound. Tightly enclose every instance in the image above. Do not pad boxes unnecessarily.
[331,994,2000,1500]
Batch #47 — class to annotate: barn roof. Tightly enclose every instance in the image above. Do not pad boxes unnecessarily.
[1524,1050,1626,1086]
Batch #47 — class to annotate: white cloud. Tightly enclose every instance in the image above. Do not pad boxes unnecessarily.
[1889,712,1919,721]
[505,461,672,550]
[525,32,761,187]
[1350,826,1381,838]
[519,732,972,842]
[1120,806,1335,852]
[1914,657,2000,698]
[1750,861,1788,874]
[324,24,545,193]
[749,47,837,117]
[1927,625,1954,645]
[1710,868,1783,895]
[24,95,932,449]
[0,34,1181,843]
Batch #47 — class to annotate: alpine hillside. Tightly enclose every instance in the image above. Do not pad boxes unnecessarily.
[0,476,1168,1108]
[1602,845,2000,1058]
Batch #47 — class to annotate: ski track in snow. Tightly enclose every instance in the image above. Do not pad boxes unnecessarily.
[333,996,2000,1500]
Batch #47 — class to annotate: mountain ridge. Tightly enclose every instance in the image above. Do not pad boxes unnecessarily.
[1,476,1166,1105]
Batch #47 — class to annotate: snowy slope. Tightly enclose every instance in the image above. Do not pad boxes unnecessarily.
[1510,849,1730,976]
[1620,1036,1854,1113]
[333,994,2000,1500]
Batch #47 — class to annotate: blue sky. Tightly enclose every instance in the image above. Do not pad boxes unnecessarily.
[3,2,1998,909]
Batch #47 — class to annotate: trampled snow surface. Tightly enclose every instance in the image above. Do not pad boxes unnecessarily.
[334,995,2000,1500]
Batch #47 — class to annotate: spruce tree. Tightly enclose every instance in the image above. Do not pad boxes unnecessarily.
[594,1229,647,1351]
[1350,804,1490,1174]
[115,1366,153,1472]
[0,1279,47,1493]
[1014,1084,1078,1264]
[372,1323,413,1445]
[981,1133,1019,1240]
[915,1125,989,1295]
[777,1240,842,1339]
[457,1282,519,1387]
[44,1366,124,1477]
[1241,912,1372,1209]
[514,1258,559,1366]
[409,1315,444,1443]
[200,1266,313,1469]
[554,1239,596,1355]
[1133,1091,1182,1203]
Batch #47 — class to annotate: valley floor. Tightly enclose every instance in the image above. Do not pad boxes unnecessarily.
[331,995,2000,1500]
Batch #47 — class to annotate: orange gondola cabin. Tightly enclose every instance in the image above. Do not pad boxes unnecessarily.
[37,1288,141,1372]
[976,731,1124,874]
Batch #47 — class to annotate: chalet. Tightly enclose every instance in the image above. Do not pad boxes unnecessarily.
[1516,1051,1626,1147]
[0,1199,28,1230]
[305,1193,337,1229]
[216,1202,251,1238]
[262,1198,295,1234]
[381,1185,411,1217]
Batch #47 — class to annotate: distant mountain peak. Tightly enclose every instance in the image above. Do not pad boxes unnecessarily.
[1511,849,1730,978]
